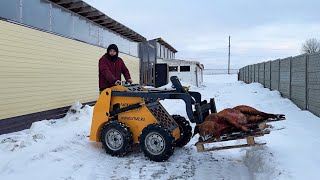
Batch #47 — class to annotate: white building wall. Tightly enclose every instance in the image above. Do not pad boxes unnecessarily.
[157,58,203,87]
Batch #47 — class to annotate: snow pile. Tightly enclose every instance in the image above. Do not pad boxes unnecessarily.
[0,102,94,179]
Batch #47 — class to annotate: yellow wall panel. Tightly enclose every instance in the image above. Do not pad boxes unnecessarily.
[0,20,140,120]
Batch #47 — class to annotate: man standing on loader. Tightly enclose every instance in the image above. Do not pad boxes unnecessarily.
[99,44,133,93]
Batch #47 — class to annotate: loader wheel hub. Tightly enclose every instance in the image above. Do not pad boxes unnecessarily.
[105,129,123,151]
[145,132,165,155]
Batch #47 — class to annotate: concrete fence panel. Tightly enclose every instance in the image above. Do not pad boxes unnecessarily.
[271,59,280,91]
[279,57,291,98]
[254,64,259,82]
[247,65,250,83]
[248,65,253,83]
[264,61,271,89]
[291,54,307,110]
[307,52,320,116]
[242,67,245,82]
[251,65,255,83]
[258,62,265,85]
[239,52,320,118]
[244,66,248,83]
[240,68,244,81]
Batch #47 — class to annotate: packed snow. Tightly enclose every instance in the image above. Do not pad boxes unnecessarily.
[1,74,320,180]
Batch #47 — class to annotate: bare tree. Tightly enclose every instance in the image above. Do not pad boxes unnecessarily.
[302,38,320,54]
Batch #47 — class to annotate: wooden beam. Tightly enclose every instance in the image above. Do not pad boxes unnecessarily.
[103,22,118,28]
[67,1,84,10]
[246,136,255,145]
[56,0,77,5]
[100,19,114,25]
[121,32,132,36]
[196,142,266,152]
[85,11,103,18]
[77,6,93,13]
[92,16,107,22]
[108,23,122,30]
[112,25,125,31]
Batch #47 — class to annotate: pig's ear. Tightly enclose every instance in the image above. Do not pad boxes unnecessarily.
[193,125,200,137]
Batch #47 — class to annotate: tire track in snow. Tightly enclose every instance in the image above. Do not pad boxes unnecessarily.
[87,145,197,180]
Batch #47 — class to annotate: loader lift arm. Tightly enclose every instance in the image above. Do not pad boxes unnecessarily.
[109,76,216,124]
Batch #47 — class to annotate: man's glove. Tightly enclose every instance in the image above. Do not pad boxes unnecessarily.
[127,79,133,84]
[115,80,121,85]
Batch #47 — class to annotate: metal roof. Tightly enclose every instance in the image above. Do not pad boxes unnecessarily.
[48,0,146,42]
[152,38,178,53]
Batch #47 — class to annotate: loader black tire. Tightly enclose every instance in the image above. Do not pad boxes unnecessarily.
[139,124,175,162]
[100,121,133,157]
[172,115,192,147]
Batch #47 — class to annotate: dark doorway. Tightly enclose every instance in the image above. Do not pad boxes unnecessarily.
[139,42,156,86]
[155,63,168,87]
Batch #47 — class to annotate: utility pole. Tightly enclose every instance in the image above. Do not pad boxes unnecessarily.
[228,36,231,74]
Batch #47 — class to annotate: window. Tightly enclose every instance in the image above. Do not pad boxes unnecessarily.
[180,66,190,72]
[169,66,178,72]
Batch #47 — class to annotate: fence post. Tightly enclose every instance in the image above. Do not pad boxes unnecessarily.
[289,57,292,99]
[269,61,271,89]
[258,63,260,84]
[278,59,280,90]
[306,54,309,110]
[253,65,255,82]
[264,62,267,88]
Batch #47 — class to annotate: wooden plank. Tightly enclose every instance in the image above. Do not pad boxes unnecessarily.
[267,118,286,122]
[258,121,267,130]
[198,142,266,152]
[196,143,205,152]
[246,136,255,145]
[194,118,287,152]
[196,129,270,146]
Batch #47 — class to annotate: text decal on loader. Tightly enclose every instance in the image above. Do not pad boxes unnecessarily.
[120,103,130,107]
[120,116,146,121]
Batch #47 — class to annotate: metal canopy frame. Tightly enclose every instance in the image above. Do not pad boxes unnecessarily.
[48,0,146,42]
[152,37,178,53]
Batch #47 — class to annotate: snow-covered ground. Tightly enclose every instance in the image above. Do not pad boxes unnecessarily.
[1,75,320,180]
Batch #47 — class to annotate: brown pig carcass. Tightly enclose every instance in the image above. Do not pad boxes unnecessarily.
[194,106,285,141]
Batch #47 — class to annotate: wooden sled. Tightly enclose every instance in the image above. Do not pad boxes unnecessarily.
[195,118,285,152]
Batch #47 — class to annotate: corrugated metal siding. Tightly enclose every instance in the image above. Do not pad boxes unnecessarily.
[279,57,291,98]
[291,54,307,110]
[0,20,139,120]
[307,52,320,116]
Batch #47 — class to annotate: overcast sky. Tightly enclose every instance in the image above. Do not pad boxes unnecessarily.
[84,0,320,69]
